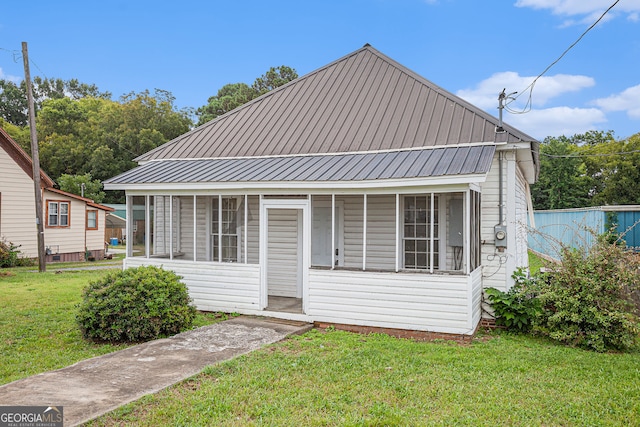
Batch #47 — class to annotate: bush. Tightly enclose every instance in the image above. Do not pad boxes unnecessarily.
[485,268,540,332]
[0,239,21,268]
[534,232,640,352]
[76,266,197,343]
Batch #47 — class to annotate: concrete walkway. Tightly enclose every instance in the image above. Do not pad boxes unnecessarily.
[0,316,312,426]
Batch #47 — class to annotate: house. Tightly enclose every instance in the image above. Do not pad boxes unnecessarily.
[104,45,540,336]
[0,126,113,262]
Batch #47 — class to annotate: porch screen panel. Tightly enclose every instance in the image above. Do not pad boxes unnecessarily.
[403,194,439,270]
[364,195,396,270]
[131,196,146,257]
[177,196,194,260]
[470,190,481,271]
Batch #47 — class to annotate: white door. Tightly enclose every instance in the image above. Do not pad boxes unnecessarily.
[267,209,301,298]
[312,202,344,267]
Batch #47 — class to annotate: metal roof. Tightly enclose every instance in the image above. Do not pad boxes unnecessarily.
[136,45,537,163]
[105,145,495,187]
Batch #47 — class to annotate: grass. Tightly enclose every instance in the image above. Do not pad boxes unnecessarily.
[528,249,546,275]
[0,265,222,385]
[87,329,640,426]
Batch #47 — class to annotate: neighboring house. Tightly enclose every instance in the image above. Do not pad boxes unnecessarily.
[0,127,113,262]
[104,204,127,244]
[105,45,540,336]
[530,206,640,259]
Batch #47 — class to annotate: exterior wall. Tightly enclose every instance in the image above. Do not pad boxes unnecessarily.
[43,191,90,256]
[0,146,38,257]
[469,266,483,329]
[308,269,476,334]
[125,258,261,312]
[479,155,505,290]
[514,166,529,270]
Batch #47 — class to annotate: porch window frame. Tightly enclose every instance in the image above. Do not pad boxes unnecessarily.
[401,193,440,272]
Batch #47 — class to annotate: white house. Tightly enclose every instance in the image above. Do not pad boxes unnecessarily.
[104,45,539,336]
[0,126,113,262]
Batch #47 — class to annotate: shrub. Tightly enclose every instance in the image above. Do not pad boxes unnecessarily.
[0,239,21,268]
[485,268,540,332]
[77,266,197,343]
[534,232,640,352]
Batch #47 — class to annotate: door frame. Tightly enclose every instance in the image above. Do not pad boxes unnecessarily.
[259,197,310,312]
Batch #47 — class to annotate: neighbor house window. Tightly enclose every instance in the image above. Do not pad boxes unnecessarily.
[86,210,97,230]
[403,195,438,270]
[47,201,70,227]
[212,197,238,262]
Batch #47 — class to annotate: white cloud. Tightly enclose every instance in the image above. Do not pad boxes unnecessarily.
[505,106,607,139]
[593,84,640,119]
[0,67,22,83]
[456,71,594,110]
[456,72,605,139]
[515,0,640,22]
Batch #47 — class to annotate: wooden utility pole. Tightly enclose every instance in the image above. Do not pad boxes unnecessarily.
[22,41,46,272]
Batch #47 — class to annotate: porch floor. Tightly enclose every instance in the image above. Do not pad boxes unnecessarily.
[267,296,303,314]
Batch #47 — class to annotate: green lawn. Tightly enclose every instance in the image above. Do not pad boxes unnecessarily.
[0,265,220,385]
[87,329,640,426]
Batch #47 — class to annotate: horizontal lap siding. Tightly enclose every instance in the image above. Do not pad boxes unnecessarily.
[124,258,260,312]
[308,269,473,334]
[470,267,482,329]
[0,148,38,257]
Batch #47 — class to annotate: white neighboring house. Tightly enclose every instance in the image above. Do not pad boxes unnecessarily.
[0,126,113,262]
[104,45,539,336]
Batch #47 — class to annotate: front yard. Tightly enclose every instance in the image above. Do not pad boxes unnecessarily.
[2,259,639,425]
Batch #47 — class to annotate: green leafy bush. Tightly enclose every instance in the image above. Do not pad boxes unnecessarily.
[485,268,540,332]
[0,239,21,268]
[534,233,640,352]
[77,266,197,343]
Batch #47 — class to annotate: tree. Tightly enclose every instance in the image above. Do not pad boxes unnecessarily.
[196,83,257,126]
[57,173,106,203]
[252,65,298,95]
[196,65,298,126]
[531,136,592,210]
[0,77,110,126]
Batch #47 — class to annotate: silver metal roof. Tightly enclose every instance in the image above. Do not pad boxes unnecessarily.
[136,45,537,163]
[105,145,495,186]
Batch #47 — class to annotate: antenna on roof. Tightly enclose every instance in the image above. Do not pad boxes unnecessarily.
[496,88,516,134]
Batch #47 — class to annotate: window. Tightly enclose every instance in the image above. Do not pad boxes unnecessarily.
[86,210,97,230]
[47,201,70,227]
[212,197,238,262]
[403,195,438,270]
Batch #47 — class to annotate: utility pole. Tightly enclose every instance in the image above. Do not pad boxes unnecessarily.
[22,42,46,272]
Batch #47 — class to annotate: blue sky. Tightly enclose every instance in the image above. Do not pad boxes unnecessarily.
[1,0,639,141]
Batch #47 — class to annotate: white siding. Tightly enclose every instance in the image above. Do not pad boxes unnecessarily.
[469,267,483,329]
[124,258,261,312]
[0,146,38,257]
[267,209,299,297]
[514,167,529,270]
[308,269,476,334]
[480,155,507,291]
[86,209,108,252]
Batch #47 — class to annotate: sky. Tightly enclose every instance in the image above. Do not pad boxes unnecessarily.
[1,0,639,141]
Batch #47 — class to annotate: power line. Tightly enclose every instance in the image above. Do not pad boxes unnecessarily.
[505,0,621,115]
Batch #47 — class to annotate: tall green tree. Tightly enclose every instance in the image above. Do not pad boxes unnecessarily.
[0,77,110,126]
[196,65,298,126]
[57,173,106,203]
[531,136,592,210]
